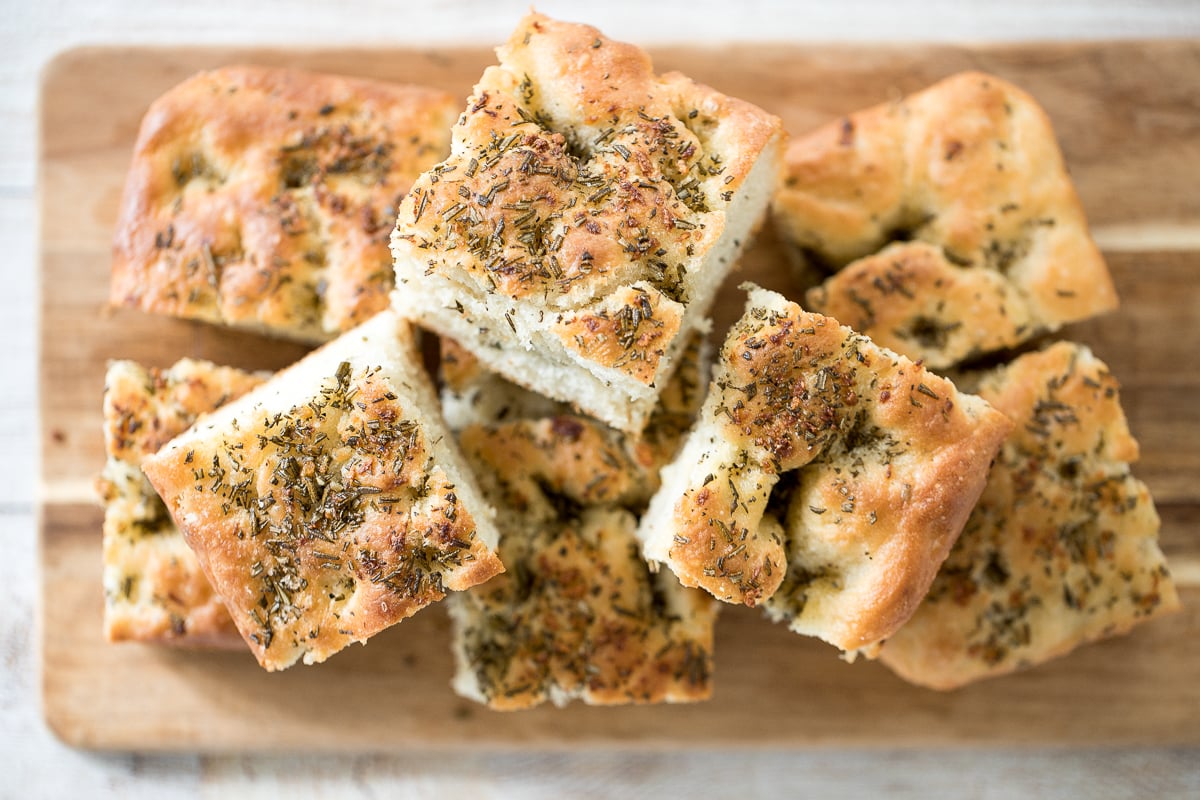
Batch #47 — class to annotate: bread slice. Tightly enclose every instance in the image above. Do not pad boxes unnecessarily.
[878,342,1179,689]
[98,358,266,646]
[638,286,1011,654]
[444,337,717,709]
[141,311,503,670]
[112,65,458,343]
[391,11,783,434]
[774,72,1117,368]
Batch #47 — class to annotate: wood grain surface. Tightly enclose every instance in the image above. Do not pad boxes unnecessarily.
[39,42,1200,751]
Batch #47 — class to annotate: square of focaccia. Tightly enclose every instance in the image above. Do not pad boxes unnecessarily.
[391,11,783,435]
[112,65,458,343]
[443,337,717,709]
[98,358,265,646]
[141,311,503,670]
[638,286,1011,654]
[773,72,1118,369]
[879,342,1179,689]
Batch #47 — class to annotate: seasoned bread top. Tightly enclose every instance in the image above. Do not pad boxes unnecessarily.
[806,241,1044,368]
[879,343,1179,689]
[104,358,267,464]
[641,286,1010,651]
[445,336,715,709]
[98,358,266,646]
[391,12,781,382]
[452,506,716,709]
[112,66,457,342]
[775,72,1117,367]
[141,312,502,670]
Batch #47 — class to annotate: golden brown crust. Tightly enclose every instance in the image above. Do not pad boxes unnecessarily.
[103,358,267,463]
[641,286,1011,653]
[553,284,683,386]
[445,334,714,708]
[775,71,1118,368]
[111,65,457,342]
[98,359,265,646]
[391,11,781,419]
[459,415,651,511]
[806,242,1037,367]
[878,343,1180,689]
[141,313,502,670]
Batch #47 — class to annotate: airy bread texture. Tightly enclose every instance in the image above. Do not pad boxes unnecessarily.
[879,342,1179,689]
[774,72,1117,368]
[98,358,266,647]
[112,65,458,343]
[391,11,783,434]
[443,337,717,709]
[638,286,1011,654]
[141,311,503,670]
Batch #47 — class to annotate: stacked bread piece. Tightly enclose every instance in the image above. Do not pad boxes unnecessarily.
[638,286,1011,654]
[390,12,784,434]
[100,10,1176,700]
[140,311,503,670]
[443,337,717,708]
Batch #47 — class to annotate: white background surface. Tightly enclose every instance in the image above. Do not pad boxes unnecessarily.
[5,1,1200,796]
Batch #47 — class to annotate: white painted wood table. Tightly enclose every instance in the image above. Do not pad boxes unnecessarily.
[6,0,1200,795]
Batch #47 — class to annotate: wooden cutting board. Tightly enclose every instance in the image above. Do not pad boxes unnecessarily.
[39,41,1200,751]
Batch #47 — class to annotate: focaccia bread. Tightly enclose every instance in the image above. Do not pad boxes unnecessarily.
[391,11,783,434]
[879,342,1179,689]
[141,311,503,670]
[774,72,1117,368]
[112,65,458,342]
[98,358,266,646]
[445,337,717,709]
[638,286,1011,654]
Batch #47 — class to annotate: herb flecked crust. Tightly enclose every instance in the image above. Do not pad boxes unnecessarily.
[878,342,1179,689]
[773,71,1118,368]
[442,337,718,709]
[111,65,458,342]
[640,286,1011,654]
[98,358,265,646]
[141,313,502,671]
[391,11,782,433]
